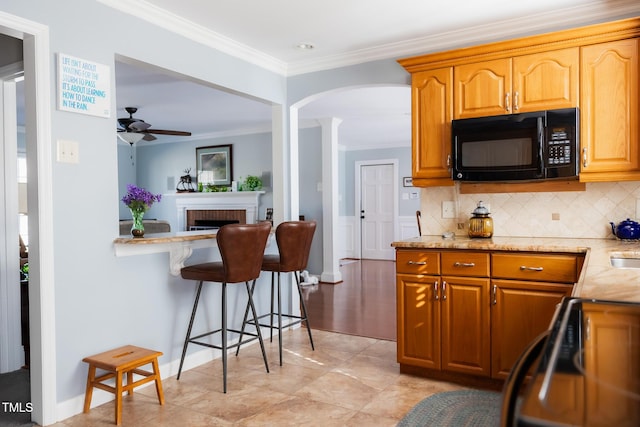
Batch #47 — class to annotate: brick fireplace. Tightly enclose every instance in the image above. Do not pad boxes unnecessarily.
[173,192,264,231]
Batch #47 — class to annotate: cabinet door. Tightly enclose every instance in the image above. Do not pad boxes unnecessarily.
[396,273,441,369]
[580,38,640,181]
[454,58,511,119]
[441,276,491,376]
[512,48,579,112]
[412,68,453,186]
[583,303,640,426]
[491,279,572,379]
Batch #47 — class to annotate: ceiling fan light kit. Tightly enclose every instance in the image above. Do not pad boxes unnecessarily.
[118,132,145,145]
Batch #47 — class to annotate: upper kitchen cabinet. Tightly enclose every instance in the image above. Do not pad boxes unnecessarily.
[411,68,453,187]
[454,48,578,119]
[579,38,640,182]
[399,17,640,187]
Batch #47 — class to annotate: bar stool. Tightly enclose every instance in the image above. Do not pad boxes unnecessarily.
[177,221,271,393]
[238,220,316,365]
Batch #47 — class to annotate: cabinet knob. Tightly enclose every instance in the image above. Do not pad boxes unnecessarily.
[408,261,427,266]
[514,91,519,111]
[582,147,588,168]
[441,281,447,301]
[505,92,511,113]
[492,284,497,305]
[434,281,439,301]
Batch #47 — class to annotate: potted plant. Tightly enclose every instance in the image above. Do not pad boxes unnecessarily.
[239,175,262,191]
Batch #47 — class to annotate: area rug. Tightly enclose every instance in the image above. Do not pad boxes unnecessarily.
[397,389,502,427]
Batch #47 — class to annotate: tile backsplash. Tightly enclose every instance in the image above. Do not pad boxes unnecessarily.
[420,182,640,239]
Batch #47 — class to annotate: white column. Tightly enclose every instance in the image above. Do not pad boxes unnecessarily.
[319,118,342,283]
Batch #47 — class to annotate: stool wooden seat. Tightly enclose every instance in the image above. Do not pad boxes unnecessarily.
[82,345,164,425]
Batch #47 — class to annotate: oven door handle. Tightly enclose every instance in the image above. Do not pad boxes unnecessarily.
[501,331,550,426]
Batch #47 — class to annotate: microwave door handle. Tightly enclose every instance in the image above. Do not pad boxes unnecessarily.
[537,117,545,177]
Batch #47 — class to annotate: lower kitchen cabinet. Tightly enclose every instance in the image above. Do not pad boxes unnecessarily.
[396,248,583,382]
[491,279,572,379]
[396,272,490,376]
[441,276,491,377]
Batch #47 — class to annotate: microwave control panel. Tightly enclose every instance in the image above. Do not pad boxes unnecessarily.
[546,127,573,167]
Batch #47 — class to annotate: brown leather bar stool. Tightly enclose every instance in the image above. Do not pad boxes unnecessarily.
[177,222,271,393]
[238,220,316,365]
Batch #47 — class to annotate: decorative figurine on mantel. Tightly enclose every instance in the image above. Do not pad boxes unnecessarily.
[176,168,196,192]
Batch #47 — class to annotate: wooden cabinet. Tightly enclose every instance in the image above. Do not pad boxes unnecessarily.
[579,38,640,182]
[582,302,640,425]
[491,279,572,379]
[491,252,577,380]
[411,68,453,186]
[396,250,490,376]
[454,48,578,119]
[441,275,491,376]
[399,17,640,187]
[396,248,583,382]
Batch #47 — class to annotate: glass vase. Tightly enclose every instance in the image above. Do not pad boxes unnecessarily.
[130,208,146,238]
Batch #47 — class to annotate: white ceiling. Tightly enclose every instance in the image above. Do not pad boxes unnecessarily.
[87,0,640,148]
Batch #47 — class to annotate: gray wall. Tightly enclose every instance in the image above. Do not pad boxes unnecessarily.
[2,0,414,417]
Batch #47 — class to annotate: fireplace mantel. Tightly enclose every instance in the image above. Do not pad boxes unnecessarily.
[165,191,265,230]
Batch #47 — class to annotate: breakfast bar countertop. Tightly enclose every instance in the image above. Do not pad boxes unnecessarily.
[391,236,640,303]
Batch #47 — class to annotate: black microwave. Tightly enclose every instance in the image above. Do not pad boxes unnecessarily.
[451,108,579,182]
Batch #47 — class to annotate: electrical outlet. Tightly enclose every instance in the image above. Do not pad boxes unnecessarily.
[457,222,466,230]
[442,201,455,218]
[552,213,560,221]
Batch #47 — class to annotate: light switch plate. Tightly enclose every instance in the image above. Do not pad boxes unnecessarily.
[57,139,79,163]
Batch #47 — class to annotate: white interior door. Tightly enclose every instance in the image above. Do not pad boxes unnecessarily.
[360,163,395,260]
[0,73,23,373]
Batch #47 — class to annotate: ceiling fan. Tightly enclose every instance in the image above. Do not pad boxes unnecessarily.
[117,106,192,144]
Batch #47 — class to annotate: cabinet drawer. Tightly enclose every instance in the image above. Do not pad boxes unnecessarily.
[396,250,440,275]
[492,253,580,283]
[441,251,490,277]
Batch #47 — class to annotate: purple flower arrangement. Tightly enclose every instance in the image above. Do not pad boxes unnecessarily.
[121,184,162,212]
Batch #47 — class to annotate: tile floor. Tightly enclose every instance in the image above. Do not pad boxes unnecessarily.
[51,328,467,426]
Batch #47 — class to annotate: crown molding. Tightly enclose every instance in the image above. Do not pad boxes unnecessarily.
[98,0,287,75]
[286,0,640,75]
[99,0,640,77]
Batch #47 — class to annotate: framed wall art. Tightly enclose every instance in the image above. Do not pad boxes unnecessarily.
[196,144,233,186]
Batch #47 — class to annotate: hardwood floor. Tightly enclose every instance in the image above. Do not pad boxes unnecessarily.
[303,259,396,341]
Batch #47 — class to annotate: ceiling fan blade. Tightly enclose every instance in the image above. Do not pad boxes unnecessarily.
[129,121,151,132]
[144,129,192,136]
[142,133,157,141]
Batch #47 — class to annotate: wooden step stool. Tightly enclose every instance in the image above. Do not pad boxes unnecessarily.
[82,345,165,425]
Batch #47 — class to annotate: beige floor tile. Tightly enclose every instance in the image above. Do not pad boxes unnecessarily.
[50,328,492,427]
[235,395,356,427]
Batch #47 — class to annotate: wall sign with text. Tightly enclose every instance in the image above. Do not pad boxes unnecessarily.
[57,53,111,118]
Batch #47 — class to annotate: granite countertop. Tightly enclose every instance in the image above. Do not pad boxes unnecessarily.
[392,236,640,303]
[113,229,217,245]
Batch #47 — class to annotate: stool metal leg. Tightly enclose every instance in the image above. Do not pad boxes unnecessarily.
[177,280,204,380]
[270,272,276,341]
[246,280,270,373]
[222,282,228,393]
[234,280,256,356]
[295,271,315,351]
[277,272,283,366]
